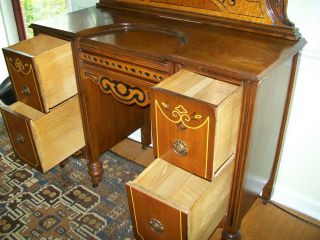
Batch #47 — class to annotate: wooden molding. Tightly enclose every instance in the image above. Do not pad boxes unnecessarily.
[97,0,300,40]
[11,0,27,40]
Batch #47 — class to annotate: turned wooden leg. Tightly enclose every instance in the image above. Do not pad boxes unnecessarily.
[221,230,241,240]
[87,159,103,188]
[141,107,151,149]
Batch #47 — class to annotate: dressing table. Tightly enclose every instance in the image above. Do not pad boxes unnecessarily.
[30,1,306,239]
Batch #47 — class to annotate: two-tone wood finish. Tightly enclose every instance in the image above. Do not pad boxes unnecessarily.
[2,34,77,113]
[0,96,85,172]
[74,36,174,185]
[151,70,242,180]
[126,157,235,240]
[29,1,306,239]
[97,0,299,40]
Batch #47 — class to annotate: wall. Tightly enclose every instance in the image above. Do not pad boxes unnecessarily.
[272,0,320,220]
[0,0,19,82]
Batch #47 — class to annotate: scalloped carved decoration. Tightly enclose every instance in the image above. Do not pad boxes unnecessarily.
[112,0,294,26]
[267,0,294,26]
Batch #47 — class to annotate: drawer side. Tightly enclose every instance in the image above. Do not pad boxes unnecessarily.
[189,155,235,239]
[31,96,85,172]
[213,88,242,174]
[34,42,77,109]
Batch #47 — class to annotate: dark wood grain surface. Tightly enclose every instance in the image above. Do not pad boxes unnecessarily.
[31,7,306,81]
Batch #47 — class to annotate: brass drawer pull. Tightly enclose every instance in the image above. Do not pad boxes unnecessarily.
[21,86,31,96]
[149,218,164,233]
[16,133,25,144]
[173,140,188,156]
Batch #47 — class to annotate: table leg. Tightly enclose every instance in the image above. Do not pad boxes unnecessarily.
[141,107,151,149]
[87,157,103,188]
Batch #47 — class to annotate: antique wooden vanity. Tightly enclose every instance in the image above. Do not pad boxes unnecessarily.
[29,0,306,239]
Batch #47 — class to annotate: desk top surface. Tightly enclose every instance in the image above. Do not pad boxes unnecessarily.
[31,6,306,81]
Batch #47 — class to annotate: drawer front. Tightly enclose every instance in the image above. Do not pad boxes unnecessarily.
[3,50,45,112]
[1,109,41,170]
[4,35,78,113]
[81,63,155,107]
[126,184,188,240]
[151,91,215,180]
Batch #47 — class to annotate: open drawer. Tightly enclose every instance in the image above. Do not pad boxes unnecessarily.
[151,70,242,181]
[126,156,235,240]
[0,95,85,172]
[3,34,77,113]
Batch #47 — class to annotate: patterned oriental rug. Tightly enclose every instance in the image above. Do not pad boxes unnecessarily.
[0,116,144,239]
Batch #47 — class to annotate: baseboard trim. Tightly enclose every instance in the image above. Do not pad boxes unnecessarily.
[272,185,320,221]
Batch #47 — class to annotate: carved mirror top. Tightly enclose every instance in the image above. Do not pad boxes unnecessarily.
[98,0,299,40]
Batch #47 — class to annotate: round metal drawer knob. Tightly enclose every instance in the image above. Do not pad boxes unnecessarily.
[16,133,25,144]
[149,218,164,233]
[21,86,31,96]
[173,140,188,156]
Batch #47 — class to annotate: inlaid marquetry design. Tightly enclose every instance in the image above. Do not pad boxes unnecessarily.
[80,52,167,82]
[114,0,296,26]
[83,71,149,107]
[6,57,33,75]
[154,99,211,177]
[156,100,209,130]
[5,56,46,112]
[101,77,148,107]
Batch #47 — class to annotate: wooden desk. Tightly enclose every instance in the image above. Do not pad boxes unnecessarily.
[31,1,305,239]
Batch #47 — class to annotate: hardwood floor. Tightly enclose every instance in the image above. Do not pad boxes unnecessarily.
[112,138,320,240]
[210,198,320,240]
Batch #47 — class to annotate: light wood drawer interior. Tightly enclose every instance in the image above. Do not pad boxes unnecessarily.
[126,156,235,240]
[0,96,85,172]
[151,69,242,180]
[3,34,77,113]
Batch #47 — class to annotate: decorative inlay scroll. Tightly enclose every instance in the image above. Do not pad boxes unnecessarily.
[156,100,209,130]
[219,0,236,7]
[100,77,147,106]
[81,52,167,82]
[154,99,211,178]
[6,57,33,75]
[84,72,149,107]
[5,56,45,112]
